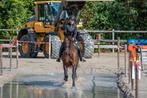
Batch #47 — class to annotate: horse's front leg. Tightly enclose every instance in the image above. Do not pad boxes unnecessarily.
[75,64,78,80]
[63,65,68,81]
[72,65,77,87]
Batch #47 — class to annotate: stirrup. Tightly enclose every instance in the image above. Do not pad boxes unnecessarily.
[79,57,86,62]
[82,58,86,62]
[56,58,61,62]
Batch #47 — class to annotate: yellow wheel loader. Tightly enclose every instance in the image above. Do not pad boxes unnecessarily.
[17,0,94,58]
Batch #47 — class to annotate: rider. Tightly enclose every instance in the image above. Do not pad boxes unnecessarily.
[56,15,86,62]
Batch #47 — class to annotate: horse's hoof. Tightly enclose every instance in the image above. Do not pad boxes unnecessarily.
[71,86,77,91]
[64,79,68,81]
[64,76,68,81]
[82,59,86,62]
[56,58,60,62]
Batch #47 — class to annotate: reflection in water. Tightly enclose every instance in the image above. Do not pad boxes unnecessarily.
[1,81,123,98]
[0,86,3,98]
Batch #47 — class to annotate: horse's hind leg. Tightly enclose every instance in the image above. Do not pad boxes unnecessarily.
[72,65,77,87]
[75,64,78,80]
[63,65,68,81]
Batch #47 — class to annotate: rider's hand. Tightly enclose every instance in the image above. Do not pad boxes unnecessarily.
[72,38,75,41]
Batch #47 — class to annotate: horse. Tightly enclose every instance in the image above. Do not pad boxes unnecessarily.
[61,36,79,87]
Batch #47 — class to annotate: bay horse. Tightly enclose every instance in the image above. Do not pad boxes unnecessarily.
[61,36,79,87]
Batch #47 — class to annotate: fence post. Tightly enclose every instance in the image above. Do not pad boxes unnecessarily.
[98,42,100,56]
[48,35,51,59]
[9,38,12,71]
[117,37,120,72]
[96,33,101,56]
[0,44,3,75]
[112,29,115,53]
[124,44,127,77]
[131,61,134,91]
[16,29,19,68]
[135,63,139,98]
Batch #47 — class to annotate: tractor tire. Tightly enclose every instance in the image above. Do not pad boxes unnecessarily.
[43,36,49,58]
[51,35,61,59]
[81,32,94,58]
[19,35,38,58]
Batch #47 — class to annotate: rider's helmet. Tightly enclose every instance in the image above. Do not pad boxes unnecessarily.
[68,15,76,25]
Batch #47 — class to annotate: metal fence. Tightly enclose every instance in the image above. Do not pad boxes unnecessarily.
[86,29,147,53]
[0,38,19,75]
[1,29,147,53]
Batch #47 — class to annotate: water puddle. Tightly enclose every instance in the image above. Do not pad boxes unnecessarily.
[0,74,124,98]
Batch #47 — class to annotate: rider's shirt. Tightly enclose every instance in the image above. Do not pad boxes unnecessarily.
[64,23,77,39]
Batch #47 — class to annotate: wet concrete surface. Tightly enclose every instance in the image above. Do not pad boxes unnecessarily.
[1,73,123,98]
[0,53,126,98]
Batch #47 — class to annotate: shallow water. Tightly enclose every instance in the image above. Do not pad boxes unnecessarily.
[1,74,124,98]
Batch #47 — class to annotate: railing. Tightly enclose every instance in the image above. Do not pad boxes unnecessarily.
[0,39,19,75]
[85,30,147,53]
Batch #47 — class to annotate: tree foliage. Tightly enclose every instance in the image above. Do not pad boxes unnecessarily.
[0,0,147,39]
[0,0,33,29]
[80,0,147,30]
[0,0,33,38]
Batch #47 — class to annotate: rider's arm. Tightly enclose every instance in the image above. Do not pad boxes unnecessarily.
[73,25,78,40]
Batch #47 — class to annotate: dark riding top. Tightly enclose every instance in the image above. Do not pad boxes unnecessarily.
[64,23,77,38]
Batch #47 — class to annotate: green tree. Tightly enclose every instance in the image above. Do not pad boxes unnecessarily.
[0,0,34,38]
[80,0,147,30]
[0,0,33,29]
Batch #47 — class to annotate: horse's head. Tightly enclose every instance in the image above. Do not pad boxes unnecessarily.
[64,37,70,48]
[64,36,75,48]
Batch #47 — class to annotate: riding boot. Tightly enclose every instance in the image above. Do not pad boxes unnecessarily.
[56,44,64,62]
[78,49,82,61]
[56,50,62,62]
[78,48,86,62]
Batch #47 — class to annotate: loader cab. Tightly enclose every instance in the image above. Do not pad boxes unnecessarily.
[35,1,61,24]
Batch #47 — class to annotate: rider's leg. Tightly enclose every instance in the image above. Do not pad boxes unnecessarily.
[77,42,86,62]
[78,48,82,61]
[56,43,65,62]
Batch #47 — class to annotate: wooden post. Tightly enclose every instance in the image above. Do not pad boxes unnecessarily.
[48,35,51,59]
[9,47,12,71]
[9,38,12,71]
[96,33,101,56]
[117,37,120,72]
[124,44,127,77]
[0,44,3,75]
[128,60,131,84]
[16,29,19,68]
[112,29,115,53]
[135,63,139,98]
[16,40,19,68]
[98,42,100,56]
[131,61,134,91]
